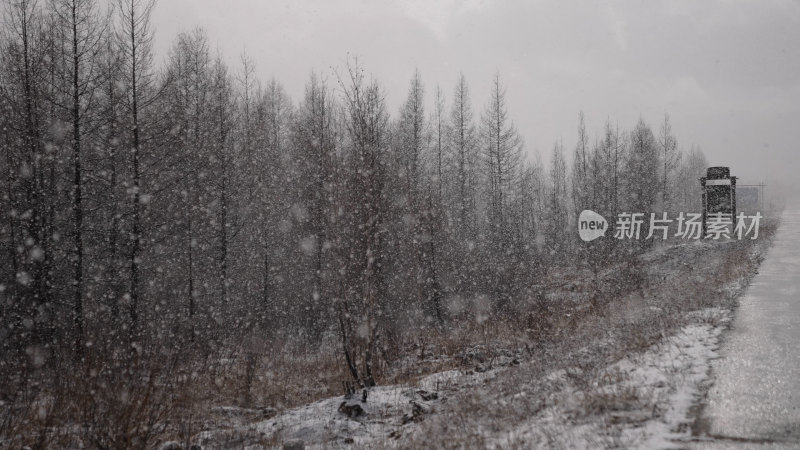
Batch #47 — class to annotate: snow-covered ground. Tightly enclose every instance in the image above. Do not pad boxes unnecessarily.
[496,309,731,449]
[194,307,734,449]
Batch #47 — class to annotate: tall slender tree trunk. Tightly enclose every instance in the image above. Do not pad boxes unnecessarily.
[262,244,270,310]
[187,215,195,342]
[108,120,120,323]
[220,169,228,304]
[69,0,85,357]
[129,15,142,340]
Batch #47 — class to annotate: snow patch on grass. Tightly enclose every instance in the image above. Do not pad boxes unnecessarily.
[197,310,729,449]
[629,317,727,448]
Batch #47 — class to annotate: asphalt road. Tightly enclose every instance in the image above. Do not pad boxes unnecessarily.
[692,209,800,449]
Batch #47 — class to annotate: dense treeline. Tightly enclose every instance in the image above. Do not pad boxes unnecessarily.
[0,0,709,392]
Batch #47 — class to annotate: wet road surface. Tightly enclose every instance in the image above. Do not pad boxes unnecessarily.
[692,210,800,449]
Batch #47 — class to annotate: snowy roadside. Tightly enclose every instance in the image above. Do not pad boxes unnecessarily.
[493,307,733,449]
[193,359,514,448]
[192,307,732,449]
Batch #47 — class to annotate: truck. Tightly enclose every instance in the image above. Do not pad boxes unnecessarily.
[700,166,737,235]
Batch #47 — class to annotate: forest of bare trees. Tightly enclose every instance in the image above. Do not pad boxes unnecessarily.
[0,0,713,445]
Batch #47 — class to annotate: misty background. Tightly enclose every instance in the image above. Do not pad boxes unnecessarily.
[153,0,800,202]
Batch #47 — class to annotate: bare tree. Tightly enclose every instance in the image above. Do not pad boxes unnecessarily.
[396,69,425,199]
[336,58,389,387]
[547,140,568,254]
[114,0,157,339]
[49,0,107,355]
[658,113,680,211]
[164,28,211,340]
[259,78,292,323]
[449,72,478,236]
[624,118,659,246]
[390,70,431,320]
[0,0,58,354]
[481,72,523,246]
[293,71,338,337]
[675,144,707,212]
[571,111,590,214]
[431,84,446,201]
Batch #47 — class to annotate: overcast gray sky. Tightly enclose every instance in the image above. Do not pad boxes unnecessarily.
[151,0,800,202]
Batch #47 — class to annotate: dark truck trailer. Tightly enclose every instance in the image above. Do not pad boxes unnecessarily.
[701,166,737,235]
